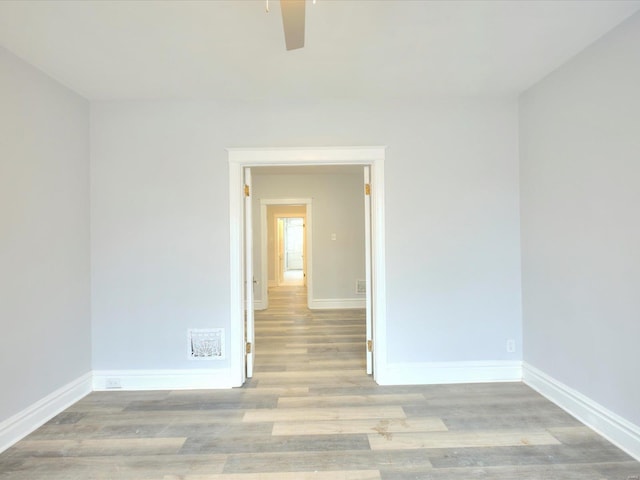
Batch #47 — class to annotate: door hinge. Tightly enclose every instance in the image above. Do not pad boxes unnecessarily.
[367,340,373,352]
[246,342,252,354]
[244,184,250,197]
[365,183,371,195]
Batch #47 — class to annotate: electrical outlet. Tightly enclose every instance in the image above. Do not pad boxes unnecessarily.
[105,378,122,389]
[506,339,516,353]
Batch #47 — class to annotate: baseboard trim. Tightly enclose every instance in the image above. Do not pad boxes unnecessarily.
[0,372,92,454]
[254,299,267,311]
[523,362,640,461]
[309,298,365,310]
[92,368,235,391]
[375,360,522,386]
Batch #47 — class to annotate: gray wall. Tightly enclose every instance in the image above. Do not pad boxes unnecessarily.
[90,97,522,370]
[252,171,365,304]
[0,47,91,421]
[520,13,640,426]
[90,102,231,370]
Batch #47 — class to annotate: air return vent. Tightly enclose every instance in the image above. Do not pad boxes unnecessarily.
[188,328,224,360]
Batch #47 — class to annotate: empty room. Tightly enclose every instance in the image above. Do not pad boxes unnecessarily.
[1,1,639,478]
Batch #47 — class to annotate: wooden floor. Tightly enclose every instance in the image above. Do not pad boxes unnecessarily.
[1,286,638,479]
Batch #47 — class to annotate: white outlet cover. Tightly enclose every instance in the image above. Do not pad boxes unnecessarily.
[105,378,121,389]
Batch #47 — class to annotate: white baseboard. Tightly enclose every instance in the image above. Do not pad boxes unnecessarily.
[375,360,522,386]
[92,368,235,391]
[523,362,640,461]
[0,372,92,454]
[247,299,267,310]
[254,299,267,311]
[309,298,365,310]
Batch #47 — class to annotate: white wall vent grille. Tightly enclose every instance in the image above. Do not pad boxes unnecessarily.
[356,279,366,295]
[188,328,224,360]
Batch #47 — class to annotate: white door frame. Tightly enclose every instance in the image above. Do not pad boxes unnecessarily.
[260,199,312,310]
[243,168,255,378]
[228,146,387,386]
[364,166,373,374]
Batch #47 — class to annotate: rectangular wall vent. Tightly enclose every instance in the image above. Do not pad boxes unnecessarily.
[356,279,366,295]
[188,328,224,360]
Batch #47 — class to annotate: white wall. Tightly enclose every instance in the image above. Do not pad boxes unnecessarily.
[90,97,521,375]
[520,12,640,427]
[253,172,365,305]
[0,48,91,423]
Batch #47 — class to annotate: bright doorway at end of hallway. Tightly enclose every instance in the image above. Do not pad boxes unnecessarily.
[278,216,305,286]
[261,200,311,309]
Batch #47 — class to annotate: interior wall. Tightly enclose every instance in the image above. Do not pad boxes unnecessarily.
[520,13,640,426]
[253,172,365,304]
[266,205,306,285]
[90,102,231,371]
[0,47,91,422]
[90,96,521,371]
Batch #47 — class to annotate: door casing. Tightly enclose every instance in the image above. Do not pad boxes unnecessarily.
[260,199,311,310]
[227,146,387,386]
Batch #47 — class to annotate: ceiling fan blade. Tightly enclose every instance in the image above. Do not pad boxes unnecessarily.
[280,0,305,50]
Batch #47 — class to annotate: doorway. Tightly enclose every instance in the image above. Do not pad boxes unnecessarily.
[259,199,312,311]
[227,146,387,387]
[279,217,304,285]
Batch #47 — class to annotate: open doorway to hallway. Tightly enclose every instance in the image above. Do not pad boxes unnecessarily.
[257,199,311,309]
[227,146,386,387]
[266,205,307,288]
[251,165,368,379]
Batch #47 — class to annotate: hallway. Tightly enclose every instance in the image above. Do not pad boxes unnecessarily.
[251,285,367,379]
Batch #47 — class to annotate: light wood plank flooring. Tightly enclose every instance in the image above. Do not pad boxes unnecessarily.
[1,285,638,479]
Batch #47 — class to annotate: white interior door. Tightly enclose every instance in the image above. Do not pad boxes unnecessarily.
[277,218,285,285]
[302,218,307,287]
[244,167,254,378]
[364,166,373,375]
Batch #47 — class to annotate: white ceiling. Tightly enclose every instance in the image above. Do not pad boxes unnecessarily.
[0,0,638,101]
